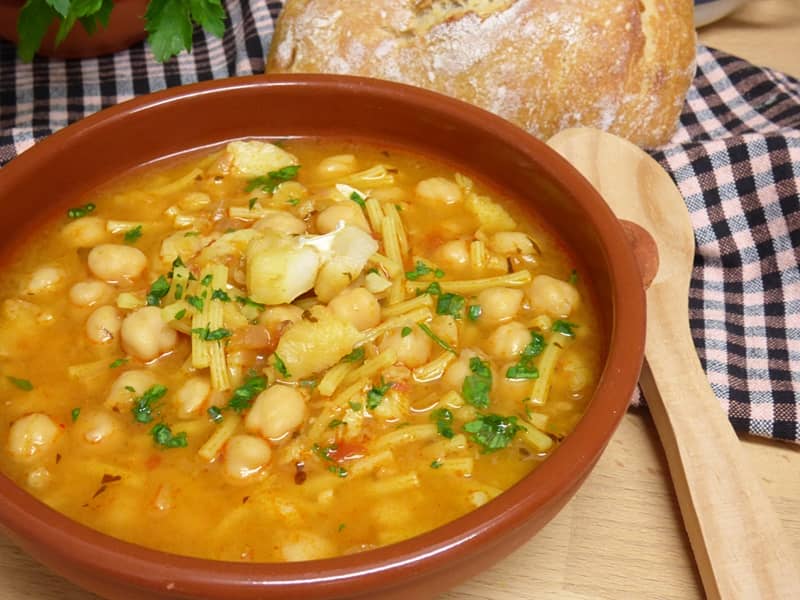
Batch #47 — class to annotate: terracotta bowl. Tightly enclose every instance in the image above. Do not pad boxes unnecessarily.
[0,75,645,599]
[0,0,148,59]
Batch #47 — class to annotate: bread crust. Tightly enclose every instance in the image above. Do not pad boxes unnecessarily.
[267,0,696,148]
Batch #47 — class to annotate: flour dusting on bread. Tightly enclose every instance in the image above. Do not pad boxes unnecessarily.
[268,0,695,148]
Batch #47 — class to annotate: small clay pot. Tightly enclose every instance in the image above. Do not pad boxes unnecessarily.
[0,0,148,59]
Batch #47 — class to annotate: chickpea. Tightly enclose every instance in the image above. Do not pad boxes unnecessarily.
[85,305,122,344]
[328,287,381,331]
[253,212,307,236]
[121,306,178,361]
[379,327,432,368]
[315,203,370,234]
[416,177,462,206]
[476,287,524,323]
[69,280,114,307]
[106,370,159,409]
[433,239,469,270]
[75,410,120,445]
[281,532,336,562]
[223,434,272,481]
[87,244,147,283]
[176,376,211,418]
[526,274,580,318]
[485,321,532,361]
[561,352,593,392]
[246,384,306,441]
[7,413,59,462]
[442,349,479,390]
[26,466,51,490]
[24,266,66,295]
[488,232,536,256]
[314,262,354,303]
[259,304,304,330]
[316,154,357,178]
[61,216,108,248]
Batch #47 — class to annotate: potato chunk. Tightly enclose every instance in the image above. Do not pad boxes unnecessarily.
[226,141,298,178]
[274,306,360,380]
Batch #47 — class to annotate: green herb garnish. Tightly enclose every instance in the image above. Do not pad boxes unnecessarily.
[7,376,33,391]
[286,198,300,206]
[207,405,224,423]
[328,419,346,429]
[146,275,170,306]
[505,332,545,380]
[235,296,266,311]
[401,326,412,337]
[150,423,188,449]
[366,379,392,410]
[211,289,231,302]
[467,305,482,321]
[227,375,267,413]
[430,459,443,469]
[248,197,258,210]
[464,414,524,453]
[342,347,365,363]
[144,0,226,63]
[245,165,301,193]
[191,326,232,341]
[186,295,204,312]
[274,354,291,378]
[568,269,579,285]
[71,407,81,422]
[123,225,143,244]
[462,357,492,408]
[312,442,337,463]
[552,320,577,336]
[66,202,95,219]
[418,323,456,354]
[328,465,348,478]
[173,309,187,320]
[109,358,128,369]
[436,293,465,318]
[431,407,454,439]
[405,260,437,280]
[421,281,442,296]
[349,191,366,208]
[200,274,213,287]
[131,384,168,424]
[348,401,362,412]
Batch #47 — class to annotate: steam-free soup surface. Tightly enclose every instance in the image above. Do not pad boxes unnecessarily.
[0,139,603,561]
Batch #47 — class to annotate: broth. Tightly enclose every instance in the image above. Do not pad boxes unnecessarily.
[0,139,603,561]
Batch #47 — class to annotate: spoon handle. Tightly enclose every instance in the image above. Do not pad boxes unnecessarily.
[643,287,800,600]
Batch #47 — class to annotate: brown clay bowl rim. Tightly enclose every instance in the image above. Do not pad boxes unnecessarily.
[0,74,645,598]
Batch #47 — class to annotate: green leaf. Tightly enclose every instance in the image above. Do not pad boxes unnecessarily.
[109,357,128,369]
[131,384,168,424]
[71,407,81,422]
[274,354,291,378]
[146,275,171,306]
[17,0,57,62]
[67,202,96,219]
[430,459,443,469]
[191,326,232,341]
[227,375,267,413]
[145,0,193,63]
[187,0,226,38]
[341,347,365,363]
[464,414,523,453]
[7,376,33,391]
[187,295,204,311]
[405,260,433,281]
[44,0,70,18]
[245,166,301,193]
[54,14,77,46]
[462,357,492,409]
[400,326,412,338]
[211,288,231,302]
[366,379,392,410]
[123,225,143,244]
[207,405,224,423]
[436,293,465,318]
[235,295,266,311]
[552,320,577,337]
[505,363,539,379]
[150,422,188,448]
[349,191,366,209]
[467,304,482,321]
[417,323,456,354]
[430,407,454,439]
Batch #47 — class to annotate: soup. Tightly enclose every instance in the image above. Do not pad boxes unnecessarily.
[0,139,603,562]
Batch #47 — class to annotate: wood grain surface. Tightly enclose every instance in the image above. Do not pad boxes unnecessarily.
[1,1,799,598]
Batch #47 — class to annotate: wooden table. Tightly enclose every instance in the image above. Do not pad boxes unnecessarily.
[1,1,799,598]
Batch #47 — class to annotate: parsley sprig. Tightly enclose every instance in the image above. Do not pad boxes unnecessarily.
[462,357,492,408]
[464,414,524,453]
[245,165,301,194]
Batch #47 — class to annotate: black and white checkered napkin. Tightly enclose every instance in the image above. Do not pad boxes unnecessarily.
[0,1,798,443]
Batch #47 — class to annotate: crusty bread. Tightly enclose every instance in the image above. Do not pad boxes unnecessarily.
[267,0,696,148]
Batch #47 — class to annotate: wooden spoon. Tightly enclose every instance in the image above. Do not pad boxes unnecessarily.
[547,127,800,600]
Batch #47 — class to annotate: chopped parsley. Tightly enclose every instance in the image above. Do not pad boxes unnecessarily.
[186,295,204,312]
[108,358,128,369]
[274,354,291,378]
[552,320,577,336]
[505,362,539,380]
[467,305,482,321]
[184,231,200,237]
[248,197,258,210]
[328,419,346,429]
[235,296,266,311]
[200,274,213,287]
[328,465,348,478]
[173,309,187,321]
[245,165,301,193]
[436,293,465,318]
[464,414,524,453]
[338,523,346,532]
[286,198,300,206]
[342,347,365,363]
[150,423,188,449]
[171,256,186,269]
[431,407,454,439]
[312,443,337,463]
[71,408,81,422]
[146,275,171,306]
[430,459,443,469]
[405,261,444,281]
[227,375,267,413]
[366,379,392,410]
[568,269,579,285]
[67,203,95,219]
[420,281,442,296]
[7,376,33,391]
[207,405,224,423]
[191,327,232,341]
[123,225,143,244]
[401,326,413,337]
[348,401,362,412]
[349,191,366,208]
[462,357,492,408]
[211,289,231,302]
[174,283,184,300]
[131,384,168,424]
[505,332,545,380]
[418,322,456,354]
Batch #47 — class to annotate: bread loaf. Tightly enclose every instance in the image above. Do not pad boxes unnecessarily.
[267,0,696,148]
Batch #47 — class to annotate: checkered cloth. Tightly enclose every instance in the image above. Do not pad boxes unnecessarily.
[0,1,798,443]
